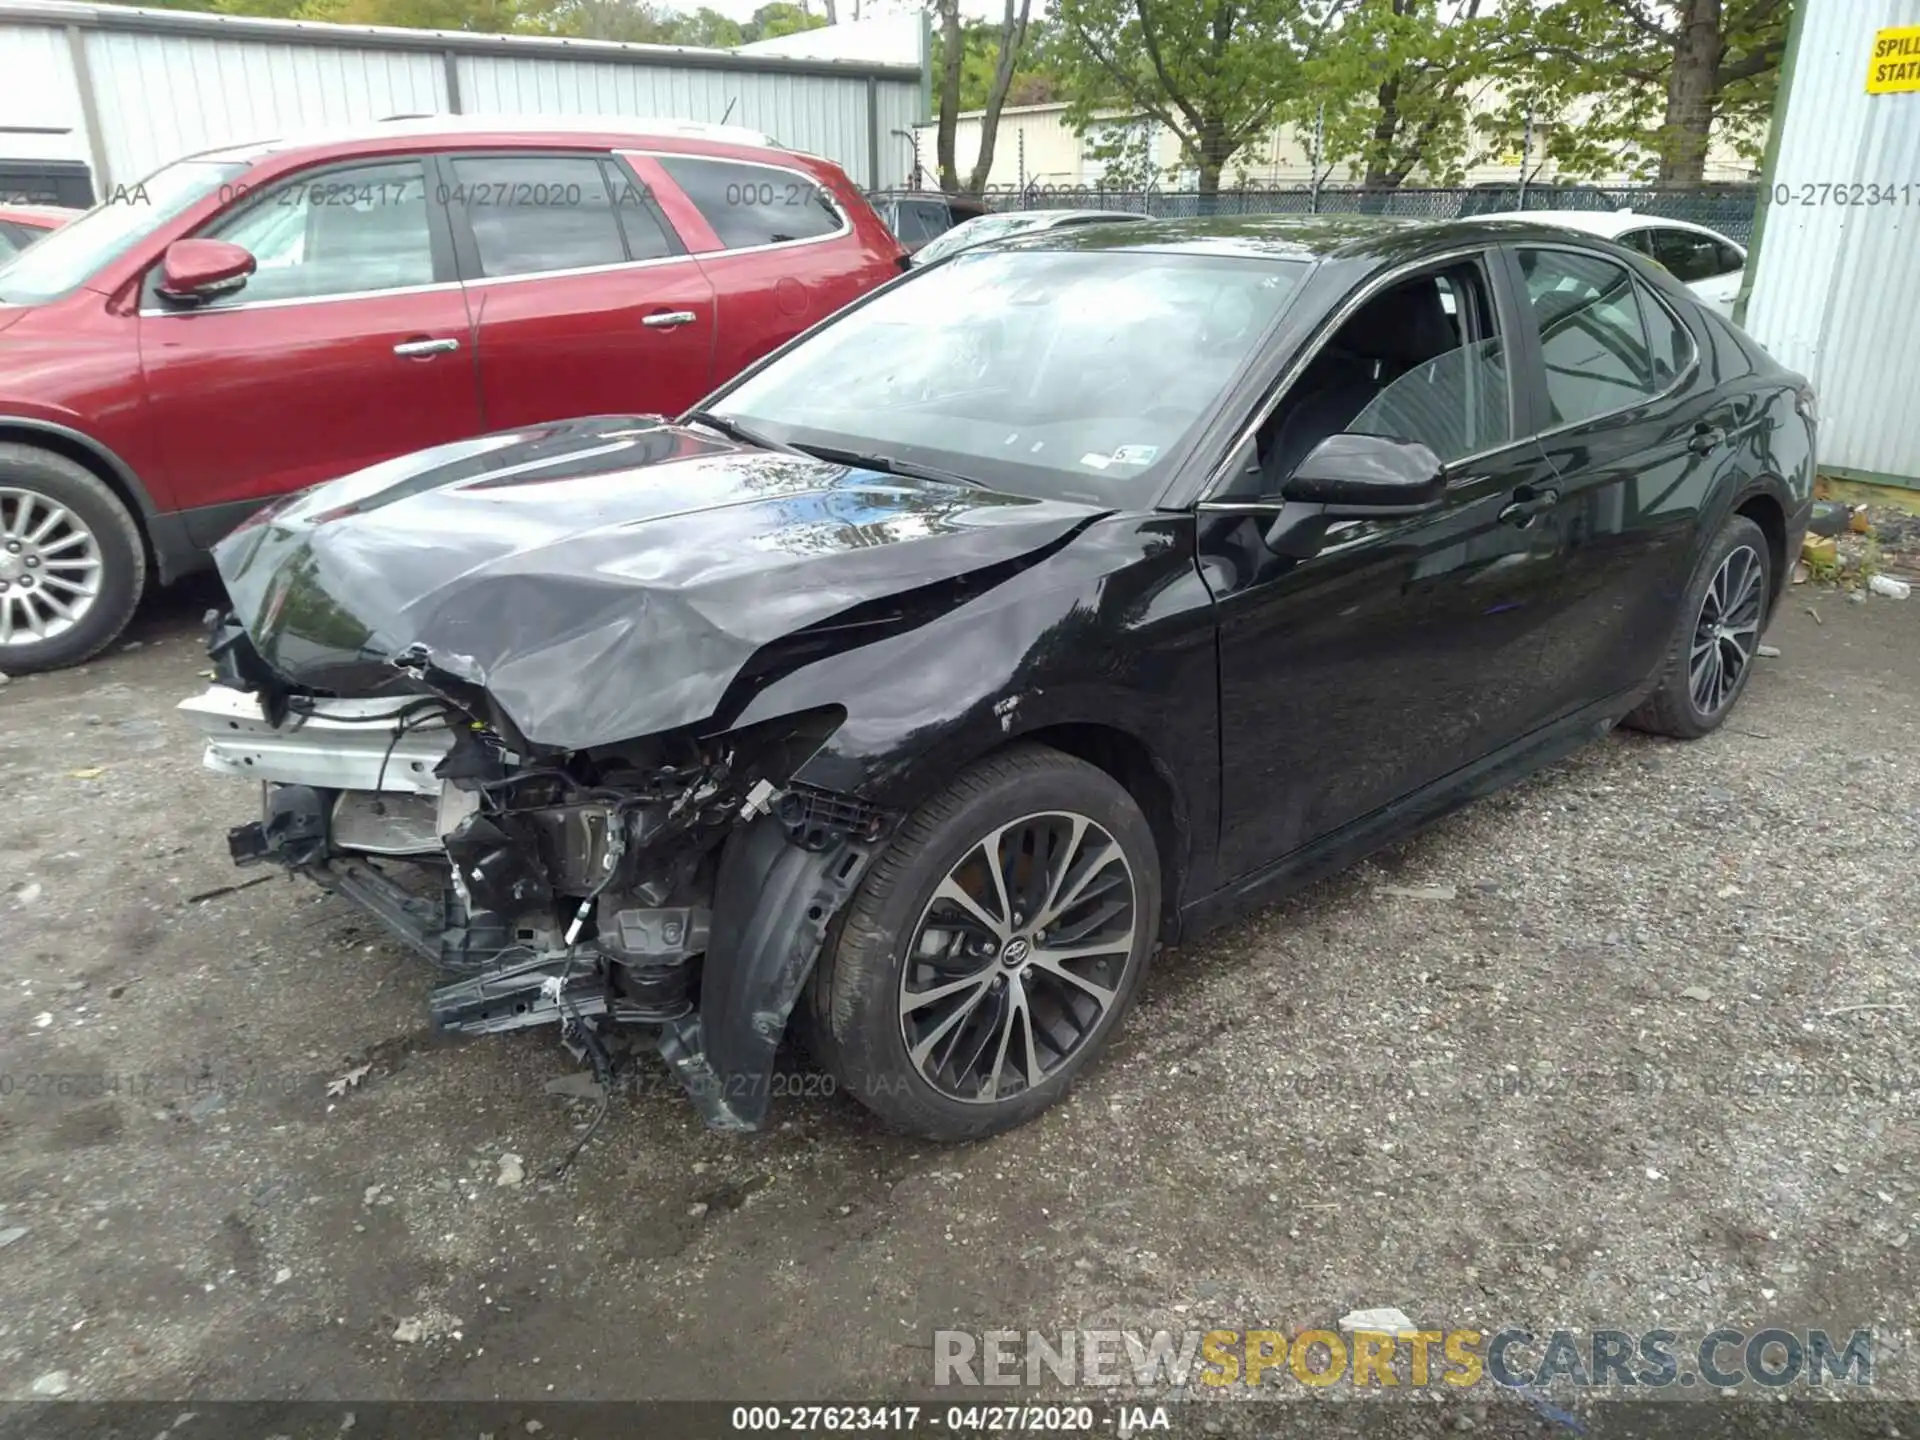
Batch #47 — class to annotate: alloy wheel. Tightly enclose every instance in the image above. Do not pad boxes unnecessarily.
[898,810,1138,1104]
[0,486,104,647]
[1689,543,1762,716]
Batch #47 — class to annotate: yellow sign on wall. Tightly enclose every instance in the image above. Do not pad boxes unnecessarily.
[1867,24,1920,92]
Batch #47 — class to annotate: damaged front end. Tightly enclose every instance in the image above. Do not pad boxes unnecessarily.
[181,617,892,1131]
[176,417,1109,1127]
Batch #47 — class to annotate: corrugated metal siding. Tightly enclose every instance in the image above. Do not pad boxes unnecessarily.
[456,57,893,184]
[0,24,89,164]
[1745,0,1920,483]
[871,81,925,189]
[82,31,446,182]
[0,4,924,194]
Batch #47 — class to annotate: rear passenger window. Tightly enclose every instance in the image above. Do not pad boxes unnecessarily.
[1647,227,1730,284]
[893,200,948,246]
[658,157,842,250]
[1519,249,1683,426]
[1635,280,1693,385]
[448,155,656,277]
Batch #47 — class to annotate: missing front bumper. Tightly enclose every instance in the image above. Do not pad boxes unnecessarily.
[189,682,882,1131]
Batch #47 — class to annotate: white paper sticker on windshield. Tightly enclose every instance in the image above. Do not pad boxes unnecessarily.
[1109,444,1159,466]
[1078,452,1112,469]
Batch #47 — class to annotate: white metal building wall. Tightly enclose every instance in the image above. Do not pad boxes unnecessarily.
[455,57,885,182]
[1743,0,1920,487]
[0,0,924,196]
[0,21,89,165]
[85,32,447,182]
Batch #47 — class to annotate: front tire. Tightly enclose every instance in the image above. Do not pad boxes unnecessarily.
[1625,513,1771,739]
[806,744,1160,1140]
[0,445,146,672]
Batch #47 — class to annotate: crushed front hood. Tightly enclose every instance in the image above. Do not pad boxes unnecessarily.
[214,416,1103,751]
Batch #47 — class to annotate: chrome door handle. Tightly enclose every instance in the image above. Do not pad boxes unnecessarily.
[393,337,460,358]
[642,310,697,329]
[1498,487,1560,528]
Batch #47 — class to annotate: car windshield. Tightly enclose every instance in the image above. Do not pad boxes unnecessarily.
[708,248,1309,504]
[0,159,248,305]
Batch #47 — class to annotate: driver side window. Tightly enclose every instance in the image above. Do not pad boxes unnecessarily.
[202,160,435,306]
[1236,258,1512,497]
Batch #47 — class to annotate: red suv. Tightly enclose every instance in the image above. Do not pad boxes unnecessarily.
[0,117,908,671]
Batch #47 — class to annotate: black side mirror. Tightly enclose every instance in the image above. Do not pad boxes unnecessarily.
[1280,433,1447,518]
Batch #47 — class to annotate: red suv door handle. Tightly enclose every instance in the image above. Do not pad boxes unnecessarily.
[393,337,460,359]
[642,310,698,330]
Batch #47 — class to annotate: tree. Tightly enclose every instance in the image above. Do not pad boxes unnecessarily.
[931,0,966,190]
[1496,0,1787,181]
[1051,0,1311,197]
[932,16,1061,111]
[306,0,520,28]
[1292,0,1499,187]
[669,6,743,45]
[744,0,825,41]
[963,0,1035,191]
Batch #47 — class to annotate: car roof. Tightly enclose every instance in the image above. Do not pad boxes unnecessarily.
[186,114,796,165]
[1467,208,1743,249]
[0,204,80,225]
[985,211,1638,264]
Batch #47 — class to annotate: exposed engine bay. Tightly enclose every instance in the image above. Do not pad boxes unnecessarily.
[179,614,896,1131]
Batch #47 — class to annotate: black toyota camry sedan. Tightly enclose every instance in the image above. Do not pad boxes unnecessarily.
[182,214,1815,1141]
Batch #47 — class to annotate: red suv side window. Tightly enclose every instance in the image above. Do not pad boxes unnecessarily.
[446,154,634,276]
[655,155,844,250]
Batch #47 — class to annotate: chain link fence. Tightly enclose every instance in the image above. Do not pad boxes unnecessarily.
[876,183,1761,246]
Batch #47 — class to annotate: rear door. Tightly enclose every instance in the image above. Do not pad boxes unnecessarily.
[1507,243,1743,712]
[640,152,880,386]
[137,156,481,535]
[441,150,717,429]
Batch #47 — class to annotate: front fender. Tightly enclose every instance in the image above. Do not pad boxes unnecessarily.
[731,512,1217,815]
[658,815,875,1130]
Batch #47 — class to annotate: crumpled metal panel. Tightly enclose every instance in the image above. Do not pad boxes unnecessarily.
[213,415,1103,753]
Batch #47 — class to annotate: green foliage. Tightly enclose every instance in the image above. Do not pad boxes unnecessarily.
[747,1,826,42]
[1484,0,1786,181]
[1051,0,1313,194]
[931,15,1063,112]
[1289,0,1502,186]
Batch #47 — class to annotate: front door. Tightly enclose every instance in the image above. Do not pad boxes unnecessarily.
[139,157,481,541]
[1203,252,1570,882]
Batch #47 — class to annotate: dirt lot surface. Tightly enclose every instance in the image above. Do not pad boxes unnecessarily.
[2,579,1917,1426]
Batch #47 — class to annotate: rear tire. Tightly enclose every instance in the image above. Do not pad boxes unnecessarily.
[0,444,145,672]
[805,744,1160,1141]
[1624,514,1770,740]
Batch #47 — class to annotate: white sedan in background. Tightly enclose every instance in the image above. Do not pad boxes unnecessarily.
[1475,209,1747,318]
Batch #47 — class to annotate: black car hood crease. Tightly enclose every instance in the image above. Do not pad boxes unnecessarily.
[214,417,1109,752]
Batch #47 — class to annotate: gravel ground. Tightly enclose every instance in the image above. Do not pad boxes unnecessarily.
[0,577,1916,1428]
